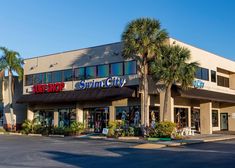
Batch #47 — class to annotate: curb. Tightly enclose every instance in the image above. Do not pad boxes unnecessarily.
[28,134,42,137]
[48,134,65,138]
[166,136,235,147]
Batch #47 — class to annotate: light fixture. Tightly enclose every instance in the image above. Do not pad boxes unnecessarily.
[49,62,58,68]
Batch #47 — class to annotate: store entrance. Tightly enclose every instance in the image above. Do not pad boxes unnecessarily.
[174,108,189,129]
[34,109,54,127]
[191,108,200,132]
[84,107,109,133]
[220,113,228,130]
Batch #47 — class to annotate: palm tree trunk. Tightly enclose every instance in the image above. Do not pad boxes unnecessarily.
[163,84,172,121]
[8,70,14,131]
[143,58,149,126]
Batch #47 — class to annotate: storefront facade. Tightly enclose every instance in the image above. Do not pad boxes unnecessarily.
[18,39,235,134]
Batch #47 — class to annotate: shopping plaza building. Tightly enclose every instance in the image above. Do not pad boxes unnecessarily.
[17,38,235,134]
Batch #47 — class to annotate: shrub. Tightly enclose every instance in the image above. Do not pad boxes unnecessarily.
[0,128,6,133]
[155,121,176,138]
[70,121,84,134]
[107,121,119,137]
[52,126,65,135]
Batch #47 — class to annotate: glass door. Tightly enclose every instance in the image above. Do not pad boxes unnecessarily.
[220,113,228,130]
[191,108,200,131]
[83,107,109,133]
[174,108,189,129]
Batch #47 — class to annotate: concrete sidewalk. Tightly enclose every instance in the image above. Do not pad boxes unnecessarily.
[76,133,235,148]
[149,134,235,147]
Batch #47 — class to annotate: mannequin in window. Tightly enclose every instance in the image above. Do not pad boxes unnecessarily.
[134,110,140,126]
[151,111,156,128]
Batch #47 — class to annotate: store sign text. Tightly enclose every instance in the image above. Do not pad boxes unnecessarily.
[75,77,126,90]
[33,82,65,93]
[193,80,204,89]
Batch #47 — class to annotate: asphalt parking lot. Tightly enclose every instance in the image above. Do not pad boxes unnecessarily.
[0,135,235,168]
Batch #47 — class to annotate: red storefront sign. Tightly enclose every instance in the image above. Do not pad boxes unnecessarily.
[33,82,65,93]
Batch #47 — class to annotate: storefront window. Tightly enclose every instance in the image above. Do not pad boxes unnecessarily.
[174,108,189,128]
[83,107,109,133]
[124,60,137,75]
[0,103,3,126]
[86,66,96,79]
[97,64,109,78]
[58,108,76,127]
[34,110,54,127]
[115,106,140,126]
[52,71,62,83]
[75,67,85,80]
[64,69,73,81]
[149,106,160,128]
[25,75,33,86]
[191,108,200,131]
[110,62,123,76]
[212,110,219,127]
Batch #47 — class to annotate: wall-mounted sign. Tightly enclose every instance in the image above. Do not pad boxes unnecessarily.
[33,82,65,93]
[75,77,126,90]
[193,80,204,89]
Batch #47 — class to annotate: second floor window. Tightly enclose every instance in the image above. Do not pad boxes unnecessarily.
[195,67,209,81]
[75,67,85,80]
[34,73,43,84]
[217,75,229,88]
[86,66,96,79]
[124,60,137,75]
[64,69,73,81]
[97,64,109,78]
[211,70,216,83]
[52,71,62,83]
[110,62,123,76]
[25,75,33,86]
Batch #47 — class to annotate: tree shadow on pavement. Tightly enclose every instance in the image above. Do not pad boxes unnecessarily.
[44,141,235,168]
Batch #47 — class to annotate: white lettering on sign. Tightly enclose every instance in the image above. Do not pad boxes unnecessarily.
[75,77,126,90]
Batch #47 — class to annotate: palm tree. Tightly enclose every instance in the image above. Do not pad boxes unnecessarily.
[150,44,199,121]
[121,18,168,126]
[0,47,23,131]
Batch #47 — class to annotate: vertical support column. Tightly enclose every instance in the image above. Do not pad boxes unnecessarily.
[109,105,115,122]
[76,103,83,123]
[188,107,191,128]
[160,91,174,122]
[27,105,34,121]
[146,95,150,126]
[53,110,59,127]
[200,101,212,134]
[141,93,145,125]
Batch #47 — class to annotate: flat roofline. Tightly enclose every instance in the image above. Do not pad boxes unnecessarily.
[24,42,122,61]
[24,38,234,63]
[170,37,235,63]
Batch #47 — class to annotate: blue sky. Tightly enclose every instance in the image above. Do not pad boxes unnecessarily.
[0,0,235,60]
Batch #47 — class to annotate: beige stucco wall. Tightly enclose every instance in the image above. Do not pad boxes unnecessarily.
[220,106,235,131]
[170,38,235,95]
[2,77,27,128]
[24,40,235,96]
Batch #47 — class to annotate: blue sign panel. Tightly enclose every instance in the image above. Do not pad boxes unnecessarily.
[193,80,204,89]
[75,77,126,90]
